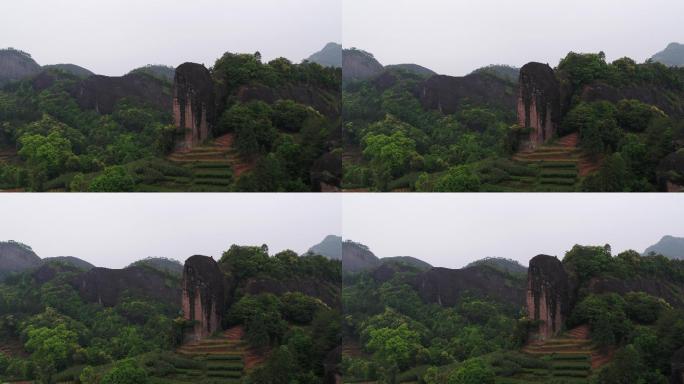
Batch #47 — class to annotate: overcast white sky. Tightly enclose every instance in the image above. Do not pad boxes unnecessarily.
[0,194,341,269]
[343,0,684,76]
[1,0,341,76]
[343,194,684,269]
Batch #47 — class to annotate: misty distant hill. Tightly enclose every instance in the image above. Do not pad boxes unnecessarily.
[306,42,342,68]
[385,63,436,77]
[465,257,527,276]
[128,64,175,83]
[471,64,520,83]
[0,48,41,86]
[0,240,42,279]
[651,42,684,67]
[307,234,342,259]
[43,63,94,79]
[342,48,384,83]
[127,257,184,277]
[42,256,94,270]
[380,256,432,271]
[644,235,684,259]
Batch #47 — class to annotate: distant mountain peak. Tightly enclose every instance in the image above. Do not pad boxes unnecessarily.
[643,235,684,259]
[306,42,341,68]
[307,235,342,260]
[651,42,684,67]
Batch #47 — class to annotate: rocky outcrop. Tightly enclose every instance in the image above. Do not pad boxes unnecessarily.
[657,149,684,191]
[235,83,339,118]
[581,82,684,118]
[342,49,384,83]
[587,276,684,309]
[69,266,181,307]
[517,63,561,149]
[70,73,171,114]
[417,73,517,116]
[173,63,215,151]
[672,346,684,384]
[410,265,526,308]
[342,241,380,273]
[526,255,572,341]
[0,241,42,280]
[0,49,41,86]
[182,255,225,342]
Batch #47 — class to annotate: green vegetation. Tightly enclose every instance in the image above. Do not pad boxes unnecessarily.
[342,244,684,383]
[343,51,684,191]
[0,51,341,191]
[0,244,341,383]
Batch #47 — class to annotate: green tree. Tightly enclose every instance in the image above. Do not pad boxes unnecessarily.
[100,358,148,384]
[88,166,135,192]
[367,323,420,370]
[447,358,495,384]
[24,323,79,382]
[433,165,481,192]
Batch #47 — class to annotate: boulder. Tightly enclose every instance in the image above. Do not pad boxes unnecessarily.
[182,255,225,341]
[517,63,561,149]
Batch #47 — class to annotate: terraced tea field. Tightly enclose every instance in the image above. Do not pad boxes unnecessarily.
[137,133,253,191]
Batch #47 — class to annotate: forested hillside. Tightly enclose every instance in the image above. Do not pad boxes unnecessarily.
[342,243,684,384]
[343,49,684,192]
[0,45,341,192]
[0,243,341,383]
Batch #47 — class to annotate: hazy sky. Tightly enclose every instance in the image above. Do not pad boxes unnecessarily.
[343,194,684,269]
[0,194,341,269]
[1,0,341,76]
[343,0,684,76]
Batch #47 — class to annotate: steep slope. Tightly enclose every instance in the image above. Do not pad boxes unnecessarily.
[644,235,684,259]
[651,42,684,67]
[42,63,94,78]
[0,241,42,279]
[342,240,380,273]
[307,235,342,260]
[306,42,342,68]
[342,48,384,83]
[0,48,41,86]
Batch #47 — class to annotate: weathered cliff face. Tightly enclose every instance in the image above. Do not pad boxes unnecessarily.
[243,277,340,309]
[526,255,572,341]
[182,255,225,342]
[173,63,215,151]
[68,266,181,307]
[342,241,380,273]
[588,276,684,309]
[410,265,526,308]
[581,82,684,118]
[672,346,684,384]
[69,73,172,114]
[417,73,517,117]
[517,63,561,149]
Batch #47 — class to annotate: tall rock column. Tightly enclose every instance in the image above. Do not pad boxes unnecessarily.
[182,255,225,342]
[173,63,215,151]
[526,254,571,341]
[517,62,561,150]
